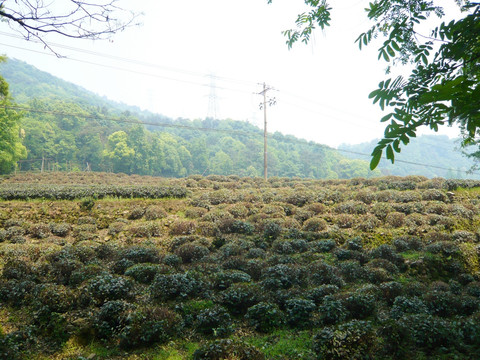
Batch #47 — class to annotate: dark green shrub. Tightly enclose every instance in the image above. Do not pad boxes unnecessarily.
[150,272,204,301]
[344,293,376,320]
[0,330,23,360]
[245,302,284,332]
[313,320,377,359]
[175,242,210,263]
[261,264,302,290]
[175,300,214,328]
[390,296,428,319]
[220,283,261,315]
[370,244,404,268]
[307,285,340,305]
[87,274,133,304]
[0,279,35,305]
[285,298,316,328]
[122,246,160,264]
[2,259,33,280]
[124,263,164,284]
[33,284,76,313]
[80,197,96,211]
[379,281,403,305]
[318,295,346,325]
[195,305,232,337]
[33,307,69,347]
[246,248,266,259]
[309,239,336,253]
[94,300,130,339]
[213,270,252,290]
[338,260,366,282]
[307,261,344,287]
[163,253,182,267]
[70,264,106,286]
[377,319,411,358]
[271,239,295,255]
[118,306,181,349]
[229,220,255,235]
[399,314,457,350]
[263,221,282,240]
[192,339,265,360]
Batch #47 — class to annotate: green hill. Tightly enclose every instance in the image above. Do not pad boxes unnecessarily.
[0,58,378,179]
[339,135,480,179]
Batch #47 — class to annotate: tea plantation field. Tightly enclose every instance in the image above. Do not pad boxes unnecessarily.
[1,173,480,359]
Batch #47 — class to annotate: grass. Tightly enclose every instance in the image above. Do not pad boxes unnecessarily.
[245,330,315,360]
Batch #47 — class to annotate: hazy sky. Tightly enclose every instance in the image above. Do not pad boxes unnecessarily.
[0,0,460,147]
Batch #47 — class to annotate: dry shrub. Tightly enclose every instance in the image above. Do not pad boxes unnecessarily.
[196,221,219,237]
[385,212,405,228]
[185,207,209,219]
[305,202,326,215]
[169,220,197,236]
[302,217,328,232]
[356,214,380,232]
[334,214,355,229]
[29,223,51,239]
[144,206,168,220]
[405,213,426,227]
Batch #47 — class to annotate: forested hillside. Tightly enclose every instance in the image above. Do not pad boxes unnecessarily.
[339,136,480,179]
[0,58,379,179]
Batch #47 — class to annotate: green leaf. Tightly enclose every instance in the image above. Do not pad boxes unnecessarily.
[381,113,393,122]
[370,151,382,170]
[386,144,394,162]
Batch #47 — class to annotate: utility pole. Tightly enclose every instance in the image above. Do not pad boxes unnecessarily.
[258,83,276,181]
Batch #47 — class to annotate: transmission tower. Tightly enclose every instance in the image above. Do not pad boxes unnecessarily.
[207,73,219,120]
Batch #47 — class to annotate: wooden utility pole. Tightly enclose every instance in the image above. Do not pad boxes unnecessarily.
[258,83,275,181]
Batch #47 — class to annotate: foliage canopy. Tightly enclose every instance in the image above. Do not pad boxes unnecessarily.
[273,0,480,169]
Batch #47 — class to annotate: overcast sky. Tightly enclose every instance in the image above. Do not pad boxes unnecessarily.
[0,0,460,147]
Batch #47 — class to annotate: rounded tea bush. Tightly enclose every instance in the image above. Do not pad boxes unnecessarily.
[285,298,316,328]
[302,217,328,232]
[195,305,232,337]
[313,320,377,359]
[150,272,204,301]
[245,302,284,333]
[87,274,133,304]
[192,339,265,360]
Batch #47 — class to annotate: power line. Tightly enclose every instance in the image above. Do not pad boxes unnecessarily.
[0,41,256,95]
[0,30,258,88]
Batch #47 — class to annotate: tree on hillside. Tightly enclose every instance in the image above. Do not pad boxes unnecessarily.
[0,0,138,53]
[274,0,479,169]
[0,56,26,173]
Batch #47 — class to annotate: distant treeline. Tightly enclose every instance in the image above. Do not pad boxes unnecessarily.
[1,58,378,179]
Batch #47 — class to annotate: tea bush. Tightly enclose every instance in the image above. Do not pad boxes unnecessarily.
[87,274,133,304]
[220,283,261,315]
[118,306,181,349]
[150,272,204,301]
[195,305,232,337]
[285,298,316,328]
[193,339,265,360]
[124,263,164,284]
[213,270,252,290]
[245,302,284,332]
[318,295,347,325]
[313,320,377,359]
